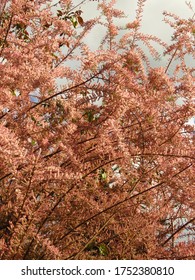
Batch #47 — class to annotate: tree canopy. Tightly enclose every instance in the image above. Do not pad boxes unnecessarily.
[0,0,194,259]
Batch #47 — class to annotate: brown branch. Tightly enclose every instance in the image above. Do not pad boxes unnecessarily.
[26,74,98,112]
[43,148,62,159]
[132,153,195,160]
[56,163,192,244]
[162,217,195,246]
[0,13,12,57]
[164,47,178,74]
[82,157,123,179]
[5,152,44,259]
[0,112,7,120]
[66,211,116,259]
[26,56,123,113]
[159,121,186,146]
[54,19,93,68]
[22,184,75,259]
[0,172,12,182]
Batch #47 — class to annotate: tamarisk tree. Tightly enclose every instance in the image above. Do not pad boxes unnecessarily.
[0,0,194,259]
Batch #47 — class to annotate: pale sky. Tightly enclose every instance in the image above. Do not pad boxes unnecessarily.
[74,0,194,58]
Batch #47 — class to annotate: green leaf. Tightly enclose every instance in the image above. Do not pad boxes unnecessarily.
[87,111,94,122]
[51,53,58,59]
[98,243,109,256]
[99,168,107,180]
[30,115,37,123]
[70,16,78,28]
[101,172,107,180]
[166,95,175,102]
[85,241,97,251]
[11,89,16,96]
[31,139,37,146]
[83,110,95,122]
[11,89,20,96]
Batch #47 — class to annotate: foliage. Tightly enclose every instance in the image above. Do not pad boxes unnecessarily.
[0,0,194,260]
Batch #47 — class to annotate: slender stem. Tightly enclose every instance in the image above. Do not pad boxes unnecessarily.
[164,47,178,74]
[68,0,88,14]
[56,163,192,244]
[67,211,116,259]
[162,217,195,246]
[0,13,13,57]
[22,183,76,259]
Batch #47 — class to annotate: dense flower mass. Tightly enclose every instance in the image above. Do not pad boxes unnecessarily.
[0,0,194,260]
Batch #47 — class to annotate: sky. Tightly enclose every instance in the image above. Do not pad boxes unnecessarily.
[77,0,193,45]
[70,0,194,69]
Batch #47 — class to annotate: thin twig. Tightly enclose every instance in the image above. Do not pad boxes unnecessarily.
[56,163,192,243]
[162,217,195,246]
[67,211,116,259]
